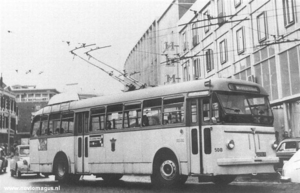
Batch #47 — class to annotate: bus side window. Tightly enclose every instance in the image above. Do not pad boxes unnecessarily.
[124,103,141,128]
[107,104,123,129]
[90,108,105,131]
[143,98,162,127]
[31,116,41,137]
[203,98,210,123]
[49,113,61,135]
[163,96,184,125]
[61,113,74,133]
[40,116,49,135]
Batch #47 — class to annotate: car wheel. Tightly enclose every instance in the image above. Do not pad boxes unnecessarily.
[16,167,21,178]
[43,173,49,178]
[11,170,15,177]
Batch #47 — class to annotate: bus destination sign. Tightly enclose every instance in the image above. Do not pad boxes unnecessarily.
[90,135,104,147]
[229,84,259,93]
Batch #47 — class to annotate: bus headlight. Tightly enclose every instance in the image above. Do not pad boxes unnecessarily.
[272,142,278,150]
[227,140,235,150]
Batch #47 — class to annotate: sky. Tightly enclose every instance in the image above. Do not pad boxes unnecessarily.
[0,0,173,95]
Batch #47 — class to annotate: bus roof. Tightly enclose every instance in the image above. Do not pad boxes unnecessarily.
[35,78,268,115]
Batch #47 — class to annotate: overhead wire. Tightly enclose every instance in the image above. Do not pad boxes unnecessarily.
[126,4,300,61]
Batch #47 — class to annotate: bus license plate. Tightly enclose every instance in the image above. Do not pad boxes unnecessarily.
[256,152,266,157]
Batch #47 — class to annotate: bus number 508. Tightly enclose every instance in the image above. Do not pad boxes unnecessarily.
[215,148,223,152]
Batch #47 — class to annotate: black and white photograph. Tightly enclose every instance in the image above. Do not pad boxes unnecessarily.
[1,0,300,192]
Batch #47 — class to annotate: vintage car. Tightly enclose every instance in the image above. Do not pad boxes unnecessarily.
[281,149,300,183]
[275,138,300,172]
[10,145,37,177]
[0,147,8,173]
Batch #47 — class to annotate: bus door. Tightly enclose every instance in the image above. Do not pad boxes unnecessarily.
[188,98,202,174]
[75,112,90,173]
[201,96,219,174]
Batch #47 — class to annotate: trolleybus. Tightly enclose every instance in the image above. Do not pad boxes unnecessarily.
[30,78,278,186]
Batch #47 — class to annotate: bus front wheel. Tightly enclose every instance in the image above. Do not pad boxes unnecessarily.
[212,175,236,185]
[151,154,180,187]
[54,156,68,182]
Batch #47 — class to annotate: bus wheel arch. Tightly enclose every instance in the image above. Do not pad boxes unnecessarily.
[53,151,70,182]
[151,148,183,187]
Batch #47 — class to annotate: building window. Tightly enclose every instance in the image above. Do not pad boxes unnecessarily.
[192,23,199,47]
[204,11,210,33]
[28,94,34,101]
[206,49,214,72]
[236,27,245,54]
[257,12,267,42]
[283,0,295,27]
[217,0,226,25]
[279,47,300,97]
[219,39,227,64]
[234,0,241,8]
[193,58,201,79]
[182,61,190,81]
[182,32,188,51]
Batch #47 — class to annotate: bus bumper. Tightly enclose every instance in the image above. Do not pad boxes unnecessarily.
[217,157,279,166]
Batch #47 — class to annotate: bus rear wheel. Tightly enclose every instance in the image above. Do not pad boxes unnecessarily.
[212,175,236,185]
[101,174,123,184]
[151,154,180,187]
[54,156,68,182]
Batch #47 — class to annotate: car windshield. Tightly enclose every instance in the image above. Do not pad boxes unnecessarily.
[215,92,273,125]
[19,147,30,156]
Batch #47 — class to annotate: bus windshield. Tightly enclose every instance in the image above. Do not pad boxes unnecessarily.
[216,92,273,125]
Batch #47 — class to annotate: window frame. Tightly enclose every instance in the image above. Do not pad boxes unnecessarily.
[206,49,214,72]
[192,23,199,47]
[236,27,245,54]
[203,10,210,33]
[182,60,190,81]
[257,12,268,42]
[217,0,226,25]
[182,32,188,51]
[193,58,201,79]
[283,0,295,27]
[219,39,228,64]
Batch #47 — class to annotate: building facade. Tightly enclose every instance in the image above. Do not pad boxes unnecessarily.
[0,81,17,148]
[123,0,300,141]
[124,0,197,86]
[177,0,300,141]
[11,85,59,143]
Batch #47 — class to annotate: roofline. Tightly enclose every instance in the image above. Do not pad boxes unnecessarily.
[157,0,176,23]
[12,89,60,93]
